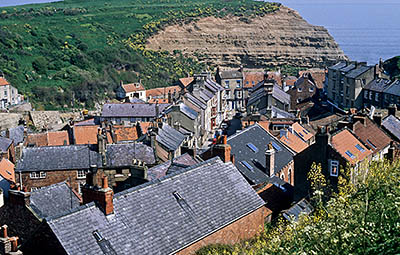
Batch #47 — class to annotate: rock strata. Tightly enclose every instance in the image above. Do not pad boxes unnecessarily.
[147,6,348,68]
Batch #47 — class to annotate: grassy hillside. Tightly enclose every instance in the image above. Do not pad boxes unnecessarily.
[197,161,400,255]
[0,0,280,109]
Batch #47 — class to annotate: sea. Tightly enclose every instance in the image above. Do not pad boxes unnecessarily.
[1,0,399,65]
[276,0,400,65]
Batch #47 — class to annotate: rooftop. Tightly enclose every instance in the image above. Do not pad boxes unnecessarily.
[382,115,400,140]
[292,122,314,142]
[0,137,13,153]
[383,80,400,97]
[106,142,155,167]
[101,103,170,118]
[244,72,265,88]
[228,124,294,185]
[345,65,372,79]
[156,124,186,152]
[279,130,308,154]
[179,77,194,87]
[0,158,15,183]
[46,157,264,255]
[122,83,145,93]
[25,131,69,147]
[364,79,393,93]
[331,129,372,164]
[146,85,181,99]
[0,126,24,146]
[0,77,10,86]
[73,125,99,145]
[352,117,391,154]
[30,182,81,219]
[219,70,243,79]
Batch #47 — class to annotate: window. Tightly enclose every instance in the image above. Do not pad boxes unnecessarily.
[288,168,292,184]
[4,90,7,97]
[30,172,46,179]
[236,90,242,98]
[241,161,254,172]
[366,139,376,150]
[375,93,379,102]
[309,87,314,93]
[30,187,40,192]
[236,80,241,88]
[271,141,282,151]
[246,143,259,153]
[369,92,372,100]
[252,81,255,85]
[297,98,302,104]
[173,191,183,201]
[329,160,339,177]
[297,87,302,92]
[364,90,368,99]
[345,150,356,160]
[246,81,249,85]
[345,86,349,95]
[225,80,230,88]
[280,173,285,180]
[77,170,86,179]
[355,144,365,153]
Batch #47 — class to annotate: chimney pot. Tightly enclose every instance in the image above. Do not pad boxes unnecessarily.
[2,225,8,238]
[10,237,18,252]
[222,135,227,145]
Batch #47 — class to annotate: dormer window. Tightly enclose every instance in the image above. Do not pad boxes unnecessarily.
[297,87,302,92]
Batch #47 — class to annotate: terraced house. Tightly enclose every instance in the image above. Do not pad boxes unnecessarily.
[0,75,22,110]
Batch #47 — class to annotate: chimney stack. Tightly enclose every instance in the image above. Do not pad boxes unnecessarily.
[373,113,383,127]
[388,104,397,117]
[8,190,30,207]
[265,143,275,177]
[82,174,114,216]
[212,135,231,163]
[0,226,22,255]
[2,226,7,239]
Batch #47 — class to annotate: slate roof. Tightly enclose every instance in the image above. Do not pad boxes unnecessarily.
[248,81,290,107]
[329,62,348,71]
[25,131,69,147]
[204,78,224,93]
[345,65,372,79]
[74,117,101,126]
[364,79,393,93]
[227,124,294,185]
[30,182,81,219]
[29,111,62,130]
[184,93,207,110]
[102,103,170,118]
[164,103,198,120]
[106,143,155,167]
[382,115,400,140]
[383,80,400,96]
[16,145,98,172]
[219,70,243,79]
[147,153,200,181]
[0,137,12,153]
[0,126,24,146]
[156,124,185,152]
[46,157,265,255]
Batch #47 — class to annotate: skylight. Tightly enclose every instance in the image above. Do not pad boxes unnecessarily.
[366,139,377,149]
[271,141,282,151]
[298,132,304,137]
[345,150,356,159]
[303,129,309,135]
[246,143,259,153]
[355,144,365,152]
[241,161,254,172]
[93,230,104,242]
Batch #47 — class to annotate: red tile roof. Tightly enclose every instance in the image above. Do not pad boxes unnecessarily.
[139,122,152,134]
[299,69,327,89]
[266,71,283,87]
[122,83,145,93]
[146,86,181,99]
[0,77,10,86]
[148,98,169,104]
[331,129,372,164]
[179,77,194,87]
[0,158,15,183]
[244,72,265,88]
[352,117,392,154]
[279,131,308,153]
[25,131,69,147]
[292,122,314,142]
[113,126,139,142]
[73,125,99,145]
[284,76,297,87]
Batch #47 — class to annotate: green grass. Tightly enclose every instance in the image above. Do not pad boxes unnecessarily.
[0,0,280,110]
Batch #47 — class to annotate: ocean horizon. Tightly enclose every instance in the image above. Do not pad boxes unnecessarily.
[276,0,400,65]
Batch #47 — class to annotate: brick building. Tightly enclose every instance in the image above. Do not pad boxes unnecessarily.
[22,157,270,254]
[0,137,15,164]
[287,73,318,110]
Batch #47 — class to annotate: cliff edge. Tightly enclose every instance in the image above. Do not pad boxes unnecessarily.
[147,6,348,68]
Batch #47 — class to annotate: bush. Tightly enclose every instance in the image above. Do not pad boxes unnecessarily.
[32,56,48,74]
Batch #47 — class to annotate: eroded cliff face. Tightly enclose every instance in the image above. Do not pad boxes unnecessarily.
[147,6,348,68]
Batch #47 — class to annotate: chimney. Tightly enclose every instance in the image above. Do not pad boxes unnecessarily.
[120,80,123,87]
[373,113,383,127]
[155,102,160,118]
[265,143,275,177]
[10,237,18,253]
[212,135,231,163]
[353,115,366,126]
[387,141,396,161]
[97,129,107,166]
[2,226,7,239]
[8,190,30,207]
[82,175,114,216]
[388,104,397,116]
[131,159,148,180]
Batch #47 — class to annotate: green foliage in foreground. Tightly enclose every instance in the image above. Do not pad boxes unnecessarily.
[384,56,400,79]
[0,0,280,109]
[197,160,400,255]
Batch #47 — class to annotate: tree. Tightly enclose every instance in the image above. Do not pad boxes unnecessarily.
[32,56,48,75]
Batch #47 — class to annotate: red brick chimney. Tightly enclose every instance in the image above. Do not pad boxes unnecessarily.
[82,175,114,215]
[8,190,30,207]
[0,225,22,255]
[2,225,7,239]
[265,143,275,177]
[212,135,232,163]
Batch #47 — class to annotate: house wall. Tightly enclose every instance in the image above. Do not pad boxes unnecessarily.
[176,206,270,255]
[275,160,295,186]
[0,178,10,198]
[288,80,316,109]
[16,170,86,193]
[0,84,20,108]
